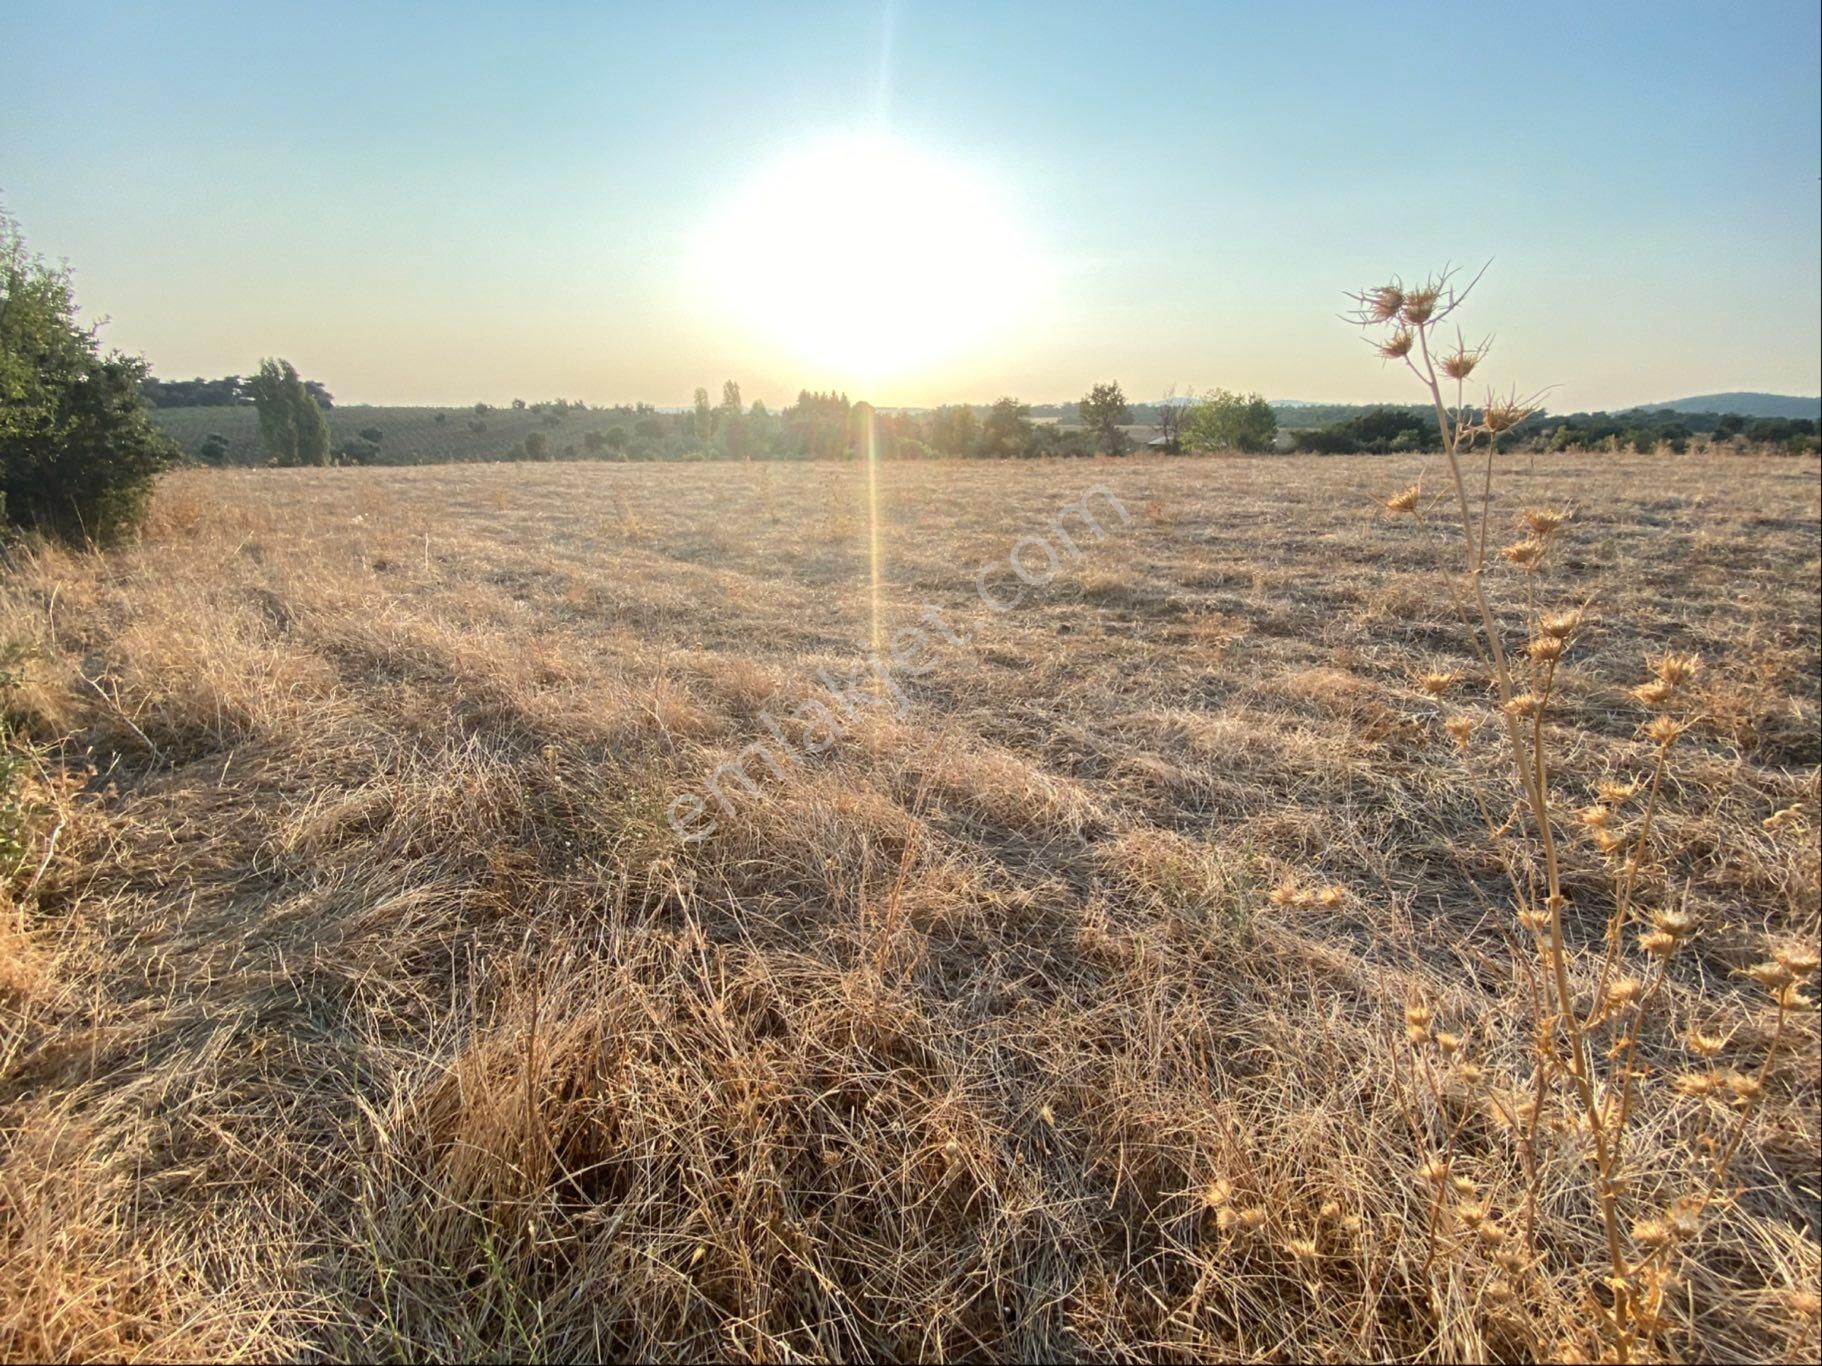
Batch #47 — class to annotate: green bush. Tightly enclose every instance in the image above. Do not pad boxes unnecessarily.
[249,359,331,466]
[1,211,176,545]
[1184,388,1278,453]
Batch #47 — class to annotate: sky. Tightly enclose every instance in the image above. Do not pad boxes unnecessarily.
[3,0,1819,412]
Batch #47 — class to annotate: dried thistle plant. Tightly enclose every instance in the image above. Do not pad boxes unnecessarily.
[1350,266,1810,1361]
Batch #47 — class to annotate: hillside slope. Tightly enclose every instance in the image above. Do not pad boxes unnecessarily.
[1641,392,1821,418]
[150,404,644,465]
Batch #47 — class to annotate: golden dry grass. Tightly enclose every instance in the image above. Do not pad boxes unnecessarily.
[1,451,1818,1362]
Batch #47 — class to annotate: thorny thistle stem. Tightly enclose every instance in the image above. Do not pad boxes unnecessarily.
[1357,268,1810,1361]
[1360,268,1637,1311]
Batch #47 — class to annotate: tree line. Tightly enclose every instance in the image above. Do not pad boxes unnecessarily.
[5,201,1815,548]
[141,372,334,409]
[1285,405,1819,455]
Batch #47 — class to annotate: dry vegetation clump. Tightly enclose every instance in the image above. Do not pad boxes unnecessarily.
[0,435,1817,1360]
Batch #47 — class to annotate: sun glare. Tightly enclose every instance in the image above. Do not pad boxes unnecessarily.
[690,134,1048,385]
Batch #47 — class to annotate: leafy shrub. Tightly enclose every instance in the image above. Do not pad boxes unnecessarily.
[1184,388,1277,452]
[335,438,380,465]
[195,433,231,464]
[1,210,176,544]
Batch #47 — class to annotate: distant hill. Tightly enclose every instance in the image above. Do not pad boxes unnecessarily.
[150,404,653,466]
[1638,392,1820,419]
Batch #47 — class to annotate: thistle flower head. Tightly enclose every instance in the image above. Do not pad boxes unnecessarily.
[1365,284,1405,322]
[1221,1205,1268,1233]
[1500,538,1547,571]
[1439,340,1486,380]
[1631,1217,1673,1250]
[1523,507,1570,536]
[1639,929,1678,958]
[1504,692,1544,719]
[1744,959,1796,992]
[1540,609,1583,640]
[1419,669,1460,696]
[1444,716,1474,749]
[1724,1071,1763,1103]
[1597,779,1641,805]
[1378,328,1416,360]
[1645,716,1686,748]
[1686,1030,1725,1058]
[1651,651,1701,687]
[1674,1071,1720,1097]
[1401,285,1442,325]
[1772,944,1820,977]
[1652,907,1696,939]
[1383,483,1422,514]
[1606,976,1644,1008]
[1666,1199,1703,1241]
[1632,680,1674,708]
[1481,389,1538,435]
[1527,635,1564,663]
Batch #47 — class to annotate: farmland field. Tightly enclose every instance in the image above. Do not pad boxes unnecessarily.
[1,452,1818,1361]
[149,403,660,465]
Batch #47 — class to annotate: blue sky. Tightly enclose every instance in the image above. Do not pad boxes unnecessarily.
[4,0,1818,410]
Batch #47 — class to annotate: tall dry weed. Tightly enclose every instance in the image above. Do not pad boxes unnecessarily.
[1351,267,1818,1360]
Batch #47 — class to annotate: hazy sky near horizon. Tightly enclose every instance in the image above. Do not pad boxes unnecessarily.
[4,0,1819,412]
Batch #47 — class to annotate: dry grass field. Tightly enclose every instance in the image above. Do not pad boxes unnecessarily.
[1,451,1818,1362]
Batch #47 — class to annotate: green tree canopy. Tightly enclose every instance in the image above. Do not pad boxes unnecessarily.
[248,359,331,466]
[1184,388,1277,453]
[1,209,176,543]
[979,397,1037,459]
[1079,381,1132,454]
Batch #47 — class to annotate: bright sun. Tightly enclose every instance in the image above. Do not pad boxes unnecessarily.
[691,134,1048,385]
